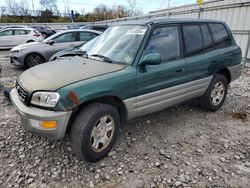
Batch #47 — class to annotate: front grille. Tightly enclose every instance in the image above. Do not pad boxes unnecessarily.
[16,81,28,102]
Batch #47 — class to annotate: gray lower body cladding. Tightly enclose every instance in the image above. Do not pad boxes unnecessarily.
[124,76,212,120]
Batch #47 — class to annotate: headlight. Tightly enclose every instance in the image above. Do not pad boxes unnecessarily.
[10,48,25,54]
[31,92,60,108]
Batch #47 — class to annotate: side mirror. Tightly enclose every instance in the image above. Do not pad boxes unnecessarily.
[140,53,161,66]
[47,40,55,45]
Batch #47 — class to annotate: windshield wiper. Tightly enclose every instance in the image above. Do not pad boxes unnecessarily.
[90,54,113,63]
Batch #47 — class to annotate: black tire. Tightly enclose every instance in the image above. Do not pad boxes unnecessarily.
[27,40,35,43]
[25,53,45,68]
[200,74,228,111]
[70,103,120,162]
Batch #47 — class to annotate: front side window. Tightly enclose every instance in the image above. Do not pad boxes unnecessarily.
[182,25,203,56]
[209,23,231,49]
[143,26,180,62]
[87,25,148,65]
[53,32,77,43]
[0,30,13,36]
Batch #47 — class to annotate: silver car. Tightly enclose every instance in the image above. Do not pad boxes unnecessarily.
[0,28,44,49]
[10,29,101,68]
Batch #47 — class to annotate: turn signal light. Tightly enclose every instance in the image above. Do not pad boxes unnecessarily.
[41,121,57,129]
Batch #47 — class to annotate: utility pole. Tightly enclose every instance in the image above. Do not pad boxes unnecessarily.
[197,0,203,19]
[31,0,35,16]
[167,0,171,18]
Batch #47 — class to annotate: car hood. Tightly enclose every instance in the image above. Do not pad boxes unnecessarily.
[18,56,126,92]
[11,41,43,50]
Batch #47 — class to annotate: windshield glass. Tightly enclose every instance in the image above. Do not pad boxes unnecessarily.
[87,25,148,65]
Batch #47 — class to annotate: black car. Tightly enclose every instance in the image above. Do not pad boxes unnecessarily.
[49,35,100,61]
[31,25,56,38]
[80,24,108,32]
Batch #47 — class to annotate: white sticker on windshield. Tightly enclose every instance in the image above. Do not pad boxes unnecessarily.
[126,27,147,35]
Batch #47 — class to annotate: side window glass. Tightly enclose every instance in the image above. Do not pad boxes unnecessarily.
[144,26,180,62]
[14,30,27,35]
[79,32,93,41]
[182,25,203,56]
[54,32,77,43]
[0,30,13,36]
[209,23,231,49]
[25,30,31,34]
[200,25,214,52]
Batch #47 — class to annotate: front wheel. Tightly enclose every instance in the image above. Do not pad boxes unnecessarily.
[25,53,45,68]
[70,103,120,162]
[200,74,228,111]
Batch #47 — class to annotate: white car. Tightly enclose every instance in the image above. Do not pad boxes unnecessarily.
[0,28,44,49]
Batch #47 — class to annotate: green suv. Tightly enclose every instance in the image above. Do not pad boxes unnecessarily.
[10,19,242,162]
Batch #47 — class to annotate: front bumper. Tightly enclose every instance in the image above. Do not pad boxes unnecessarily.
[10,55,25,67]
[10,89,72,140]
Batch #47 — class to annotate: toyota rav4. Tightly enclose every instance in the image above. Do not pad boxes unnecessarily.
[10,19,242,162]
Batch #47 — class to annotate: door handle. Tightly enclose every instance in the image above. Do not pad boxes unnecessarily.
[175,68,185,72]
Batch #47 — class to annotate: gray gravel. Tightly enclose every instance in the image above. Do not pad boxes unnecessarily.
[0,50,250,188]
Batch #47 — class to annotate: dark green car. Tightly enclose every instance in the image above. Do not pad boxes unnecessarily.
[10,19,242,162]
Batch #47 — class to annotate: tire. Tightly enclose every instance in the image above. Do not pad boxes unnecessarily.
[25,53,45,68]
[27,40,35,43]
[70,103,120,162]
[200,74,228,111]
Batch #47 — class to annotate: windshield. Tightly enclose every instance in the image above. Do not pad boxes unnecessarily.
[87,25,148,65]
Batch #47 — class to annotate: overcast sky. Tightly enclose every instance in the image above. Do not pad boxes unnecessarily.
[2,0,197,14]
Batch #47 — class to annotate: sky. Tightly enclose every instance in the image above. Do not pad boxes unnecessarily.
[1,0,197,15]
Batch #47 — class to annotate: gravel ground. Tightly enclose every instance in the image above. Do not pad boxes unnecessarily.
[0,50,250,188]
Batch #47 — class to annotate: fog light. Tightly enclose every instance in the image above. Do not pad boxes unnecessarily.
[41,121,57,129]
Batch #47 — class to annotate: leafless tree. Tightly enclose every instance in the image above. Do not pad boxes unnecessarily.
[18,0,30,16]
[5,0,30,16]
[39,0,59,15]
[0,6,7,16]
[126,0,142,16]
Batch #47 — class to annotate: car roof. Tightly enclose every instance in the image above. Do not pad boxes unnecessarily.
[57,29,102,34]
[116,18,226,26]
[0,27,34,31]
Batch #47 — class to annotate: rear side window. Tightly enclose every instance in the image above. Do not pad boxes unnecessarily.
[14,30,30,35]
[93,26,107,32]
[79,32,98,41]
[209,23,231,48]
[54,32,77,43]
[182,25,203,56]
[144,26,180,62]
[200,25,214,52]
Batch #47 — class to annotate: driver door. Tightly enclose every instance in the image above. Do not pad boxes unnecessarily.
[136,25,187,116]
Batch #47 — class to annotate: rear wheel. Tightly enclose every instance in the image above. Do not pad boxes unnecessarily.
[200,74,227,111]
[27,40,35,43]
[25,53,45,68]
[70,103,120,162]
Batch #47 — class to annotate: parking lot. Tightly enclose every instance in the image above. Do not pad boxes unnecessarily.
[0,49,250,187]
